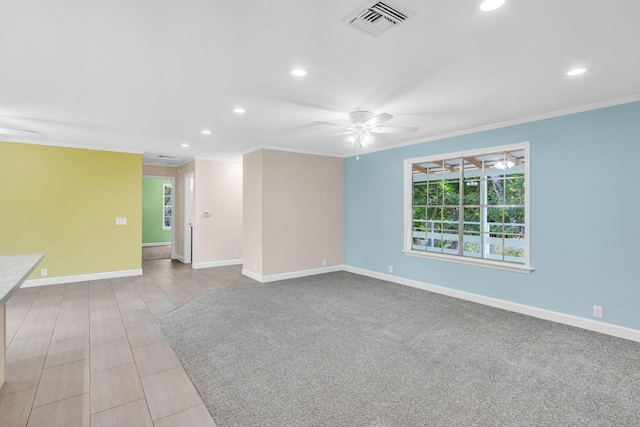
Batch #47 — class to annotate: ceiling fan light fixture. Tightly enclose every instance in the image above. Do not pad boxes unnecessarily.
[346,135,357,146]
[480,0,505,12]
[361,133,374,147]
[495,159,515,169]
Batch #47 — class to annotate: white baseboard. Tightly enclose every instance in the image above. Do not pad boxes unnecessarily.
[142,242,171,247]
[343,265,640,343]
[172,254,186,263]
[242,269,263,282]
[242,265,343,283]
[192,259,243,269]
[23,269,143,288]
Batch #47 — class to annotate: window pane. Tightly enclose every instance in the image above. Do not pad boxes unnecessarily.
[443,220,459,231]
[505,223,524,237]
[426,207,441,222]
[485,233,504,261]
[505,176,525,204]
[463,179,480,205]
[412,237,428,251]
[413,183,428,205]
[464,207,480,224]
[486,178,505,205]
[505,208,524,231]
[413,208,427,233]
[429,233,444,253]
[442,231,459,254]
[427,182,441,205]
[441,207,459,223]
[443,179,459,205]
[504,234,525,263]
[489,223,504,233]
[485,163,505,177]
[463,232,481,258]
[486,207,504,227]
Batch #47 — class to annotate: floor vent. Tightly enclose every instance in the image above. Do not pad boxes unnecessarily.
[345,1,414,38]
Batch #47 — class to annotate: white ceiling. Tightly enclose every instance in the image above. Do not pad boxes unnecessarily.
[1,1,639,163]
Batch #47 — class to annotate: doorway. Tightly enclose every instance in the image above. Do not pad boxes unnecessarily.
[142,175,176,261]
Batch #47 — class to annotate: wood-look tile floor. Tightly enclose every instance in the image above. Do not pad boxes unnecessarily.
[1,260,257,427]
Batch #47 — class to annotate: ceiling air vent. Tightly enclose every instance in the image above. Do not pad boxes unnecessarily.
[143,153,189,167]
[345,1,414,38]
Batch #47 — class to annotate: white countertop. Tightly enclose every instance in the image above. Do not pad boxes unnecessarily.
[0,253,44,307]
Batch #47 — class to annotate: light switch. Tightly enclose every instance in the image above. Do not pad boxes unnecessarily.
[115,218,127,225]
[203,211,212,217]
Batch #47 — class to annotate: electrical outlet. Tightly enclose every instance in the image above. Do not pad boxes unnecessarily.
[322,259,327,267]
[388,265,393,273]
[41,268,48,277]
[593,305,603,319]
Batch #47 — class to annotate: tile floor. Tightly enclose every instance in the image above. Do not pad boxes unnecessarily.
[1,260,257,427]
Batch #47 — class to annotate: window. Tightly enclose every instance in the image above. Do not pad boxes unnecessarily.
[162,183,172,230]
[403,142,531,272]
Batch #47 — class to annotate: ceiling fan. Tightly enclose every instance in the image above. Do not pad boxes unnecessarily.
[315,110,418,149]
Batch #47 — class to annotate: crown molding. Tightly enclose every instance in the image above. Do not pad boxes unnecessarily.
[344,94,640,158]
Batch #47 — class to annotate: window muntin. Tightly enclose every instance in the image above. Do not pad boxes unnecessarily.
[405,143,530,271]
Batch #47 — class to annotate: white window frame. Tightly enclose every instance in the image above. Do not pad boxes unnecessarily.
[402,142,532,273]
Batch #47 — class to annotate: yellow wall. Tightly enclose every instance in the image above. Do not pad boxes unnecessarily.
[0,141,142,279]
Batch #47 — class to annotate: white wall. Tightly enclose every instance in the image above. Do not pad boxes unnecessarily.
[192,159,243,267]
[243,149,343,279]
[243,150,264,275]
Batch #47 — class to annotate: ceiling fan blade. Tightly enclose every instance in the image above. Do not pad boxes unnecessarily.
[371,126,419,133]
[327,131,355,136]
[313,121,353,129]
[365,113,393,127]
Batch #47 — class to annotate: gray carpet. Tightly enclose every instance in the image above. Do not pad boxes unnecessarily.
[158,272,640,427]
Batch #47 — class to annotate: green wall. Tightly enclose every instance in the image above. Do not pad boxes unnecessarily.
[142,178,172,244]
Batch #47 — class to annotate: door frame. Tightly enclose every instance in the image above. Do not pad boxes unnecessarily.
[183,172,195,264]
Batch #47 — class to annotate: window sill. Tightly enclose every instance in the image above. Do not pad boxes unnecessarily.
[402,249,533,274]
[162,227,172,231]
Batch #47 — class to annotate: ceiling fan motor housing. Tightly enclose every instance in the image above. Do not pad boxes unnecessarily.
[348,111,375,127]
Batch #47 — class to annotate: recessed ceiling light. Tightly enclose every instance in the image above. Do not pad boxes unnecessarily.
[480,0,505,11]
[181,143,189,148]
[233,107,246,114]
[291,69,307,77]
[567,68,587,76]
[201,129,211,135]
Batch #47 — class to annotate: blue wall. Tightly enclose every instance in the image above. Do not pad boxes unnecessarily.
[344,101,640,331]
